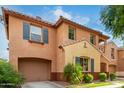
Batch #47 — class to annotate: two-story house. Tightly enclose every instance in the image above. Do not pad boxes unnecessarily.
[99,41,118,72]
[2,7,123,82]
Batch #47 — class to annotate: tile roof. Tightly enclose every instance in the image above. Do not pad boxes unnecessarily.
[2,7,109,39]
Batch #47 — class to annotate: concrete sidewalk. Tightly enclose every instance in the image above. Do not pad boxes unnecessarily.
[96,82,124,88]
[22,81,64,88]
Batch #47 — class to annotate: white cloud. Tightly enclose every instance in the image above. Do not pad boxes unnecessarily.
[73,16,90,26]
[53,6,72,20]
[52,6,90,26]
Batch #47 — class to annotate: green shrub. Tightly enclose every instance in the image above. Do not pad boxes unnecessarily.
[64,63,74,80]
[83,74,94,83]
[0,59,24,88]
[99,73,107,82]
[70,73,80,84]
[109,73,116,81]
[64,63,83,84]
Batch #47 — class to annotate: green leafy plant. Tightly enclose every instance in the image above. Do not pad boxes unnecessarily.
[0,59,24,88]
[100,6,124,45]
[83,73,94,83]
[99,72,107,82]
[64,63,83,84]
[109,73,116,81]
[64,63,74,80]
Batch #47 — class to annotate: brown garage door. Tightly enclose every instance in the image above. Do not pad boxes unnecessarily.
[109,65,116,73]
[101,63,107,72]
[18,58,51,82]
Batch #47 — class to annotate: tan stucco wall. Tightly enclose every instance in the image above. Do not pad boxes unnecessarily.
[8,15,108,73]
[56,23,67,72]
[63,40,101,72]
[9,16,57,72]
[60,23,100,48]
[104,42,118,63]
[55,22,104,72]
[117,50,124,72]
[109,65,116,73]
[100,42,118,72]
[100,55,109,72]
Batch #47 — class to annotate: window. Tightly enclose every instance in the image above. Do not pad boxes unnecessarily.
[81,58,89,71]
[90,34,96,45]
[23,22,48,44]
[75,57,89,72]
[68,27,75,40]
[30,25,43,43]
[111,48,115,59]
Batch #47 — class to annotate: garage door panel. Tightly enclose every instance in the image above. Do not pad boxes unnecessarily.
[109,65,116,73]
[18,58,51,82]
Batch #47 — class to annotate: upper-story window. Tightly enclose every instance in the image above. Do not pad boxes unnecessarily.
[23,22,48,44]
[90,34,96,45]
[111,48,115,59]
[68,26,76,40]
[30,25,43,42]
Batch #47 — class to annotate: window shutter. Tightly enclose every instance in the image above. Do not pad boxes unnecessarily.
[91,58,94,72]
[43,28,48,44]
[75,57,80,64]
[23,22,30,40]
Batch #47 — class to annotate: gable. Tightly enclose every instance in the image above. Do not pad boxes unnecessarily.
[63,40,101,57]
[63,40,101,72]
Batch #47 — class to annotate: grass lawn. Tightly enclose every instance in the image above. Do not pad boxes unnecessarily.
[121,86,124,88]
[117,81,124,84]
[66,82,112,88]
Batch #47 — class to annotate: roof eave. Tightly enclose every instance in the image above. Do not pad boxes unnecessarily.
[55,16,110,40]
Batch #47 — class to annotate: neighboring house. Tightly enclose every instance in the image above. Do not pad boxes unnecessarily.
[2,7,124,82]
[117,47,124,77]
[99,41,118,73]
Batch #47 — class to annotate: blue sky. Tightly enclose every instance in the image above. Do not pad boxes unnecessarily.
[0,5,123,60]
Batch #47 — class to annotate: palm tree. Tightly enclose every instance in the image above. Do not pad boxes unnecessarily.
[100,5,124,45]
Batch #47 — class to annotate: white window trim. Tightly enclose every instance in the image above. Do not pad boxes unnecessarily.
[30,25,43,43]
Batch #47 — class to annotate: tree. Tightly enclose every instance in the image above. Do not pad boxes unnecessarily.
[0,58,24,87]
[64,63,83,84]
[100,5,124,45]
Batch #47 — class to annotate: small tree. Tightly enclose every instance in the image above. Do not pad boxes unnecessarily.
[64,63,83,84]
[0,59,24,87]
[64,63,74,81]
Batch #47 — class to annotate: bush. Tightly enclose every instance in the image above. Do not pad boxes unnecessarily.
[83,74,94,83]
[109,73,116,81]
[99,73,107,82]
[64,63,83,84]
[64,63,74,80]
[0,59,24,88]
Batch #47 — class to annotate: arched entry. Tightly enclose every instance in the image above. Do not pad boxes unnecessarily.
[18,57,51,82]
[100,63,107,72]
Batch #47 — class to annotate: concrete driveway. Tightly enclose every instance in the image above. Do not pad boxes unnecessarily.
[22,81,64,88]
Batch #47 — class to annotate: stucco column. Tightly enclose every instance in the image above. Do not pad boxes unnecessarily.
[9,56,18,71]
[106,63,109,72]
